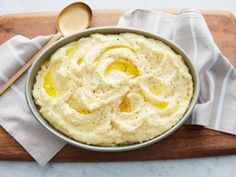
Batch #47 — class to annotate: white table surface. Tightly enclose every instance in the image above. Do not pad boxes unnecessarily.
[0,0,236,177]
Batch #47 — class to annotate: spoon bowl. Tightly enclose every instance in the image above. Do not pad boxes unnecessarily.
[57,2,92,35]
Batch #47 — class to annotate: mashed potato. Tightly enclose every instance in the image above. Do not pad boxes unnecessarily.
[33,33,193,146]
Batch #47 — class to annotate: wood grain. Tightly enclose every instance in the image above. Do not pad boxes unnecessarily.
[0,9,236,162]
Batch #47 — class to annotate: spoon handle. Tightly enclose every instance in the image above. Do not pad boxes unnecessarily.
[0,33,63,96]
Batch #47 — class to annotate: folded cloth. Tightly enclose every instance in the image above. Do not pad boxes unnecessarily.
[0,35,66,166]
[118,8,236,132]
[0,8,235,166]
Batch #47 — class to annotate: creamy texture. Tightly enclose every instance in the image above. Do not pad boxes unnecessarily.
[33,33,193,146]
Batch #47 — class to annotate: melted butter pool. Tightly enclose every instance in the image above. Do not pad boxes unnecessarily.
[119,97,131,112]
[43,70,56,97]
[105,60,139,77]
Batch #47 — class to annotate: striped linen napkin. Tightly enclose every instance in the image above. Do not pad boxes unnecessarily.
[0,35,66,166]
[0,8,235,166]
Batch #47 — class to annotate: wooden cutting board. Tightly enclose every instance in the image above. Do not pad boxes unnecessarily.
[0,9,236,162]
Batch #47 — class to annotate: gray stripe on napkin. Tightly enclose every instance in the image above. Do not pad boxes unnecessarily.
[0,43,23,84]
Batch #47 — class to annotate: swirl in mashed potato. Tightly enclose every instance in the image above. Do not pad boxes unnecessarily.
[33,33,193,146]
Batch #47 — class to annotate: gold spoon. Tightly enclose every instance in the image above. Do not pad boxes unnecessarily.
[0,2,92,96]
